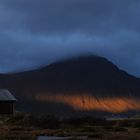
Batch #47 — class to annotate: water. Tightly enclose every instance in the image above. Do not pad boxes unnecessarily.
[37,136,72,140]
[37,136,87,140]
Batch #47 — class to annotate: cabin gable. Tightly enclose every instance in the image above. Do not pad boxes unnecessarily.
[0,89,16,115]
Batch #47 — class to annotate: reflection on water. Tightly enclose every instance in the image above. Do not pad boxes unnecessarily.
[36,93,140,113]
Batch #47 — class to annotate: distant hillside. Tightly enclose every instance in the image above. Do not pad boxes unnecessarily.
[0,55,140,115]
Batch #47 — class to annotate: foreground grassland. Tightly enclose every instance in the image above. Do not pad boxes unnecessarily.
[1,113,140,140]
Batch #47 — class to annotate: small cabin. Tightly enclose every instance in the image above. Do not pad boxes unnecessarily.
[0,89,17,115]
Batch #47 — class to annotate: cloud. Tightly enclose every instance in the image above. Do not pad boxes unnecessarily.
[0,0,140,76]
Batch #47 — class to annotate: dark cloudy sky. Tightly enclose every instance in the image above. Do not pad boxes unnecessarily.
[0,0,140,77]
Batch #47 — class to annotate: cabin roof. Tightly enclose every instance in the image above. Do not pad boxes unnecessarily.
[0,89,17,101]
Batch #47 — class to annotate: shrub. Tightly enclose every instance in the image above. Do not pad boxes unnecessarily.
[112,126,128,132]
[79,126,97,132]
[35,114,60,129]
[88,133,103,139]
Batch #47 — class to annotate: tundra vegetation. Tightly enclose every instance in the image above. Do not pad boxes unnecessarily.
[0,112,140,140]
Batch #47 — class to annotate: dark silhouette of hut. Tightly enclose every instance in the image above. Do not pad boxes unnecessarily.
[0,89,17,115]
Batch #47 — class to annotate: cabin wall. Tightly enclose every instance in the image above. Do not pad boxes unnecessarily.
[0,101,14,115]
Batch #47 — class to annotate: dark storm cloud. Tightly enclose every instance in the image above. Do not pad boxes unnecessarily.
[0,0,140,76]
[1,0,140,33]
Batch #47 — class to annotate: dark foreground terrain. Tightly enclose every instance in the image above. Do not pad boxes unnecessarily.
[1,112,140,140]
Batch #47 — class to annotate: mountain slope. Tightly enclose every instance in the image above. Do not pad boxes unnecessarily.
[0,55,140,115]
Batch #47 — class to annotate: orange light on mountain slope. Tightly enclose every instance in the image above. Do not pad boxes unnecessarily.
[36,94,140,113]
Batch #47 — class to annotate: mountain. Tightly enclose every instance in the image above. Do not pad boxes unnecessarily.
[0,55,140,115]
